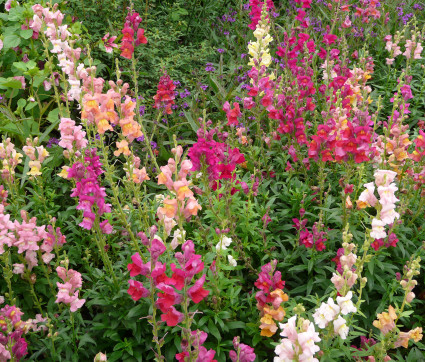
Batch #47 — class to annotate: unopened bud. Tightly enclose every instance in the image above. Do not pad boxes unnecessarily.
[94,352,107,362]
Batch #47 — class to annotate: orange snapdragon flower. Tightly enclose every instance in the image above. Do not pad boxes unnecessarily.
[373,305,397,335]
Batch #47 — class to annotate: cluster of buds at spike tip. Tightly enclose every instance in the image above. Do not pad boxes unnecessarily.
[400,256,421,306]
[229,336,256,362]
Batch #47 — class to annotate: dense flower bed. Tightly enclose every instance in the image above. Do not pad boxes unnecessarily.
[1,0,425,361]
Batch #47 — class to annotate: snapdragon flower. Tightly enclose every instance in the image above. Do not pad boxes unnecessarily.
[248,3,273,70]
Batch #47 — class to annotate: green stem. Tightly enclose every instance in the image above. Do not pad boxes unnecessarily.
[130,55,160,171]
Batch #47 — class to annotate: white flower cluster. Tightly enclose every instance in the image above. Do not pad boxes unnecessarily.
[313,292,357,340]
[358,170,399,240]
[215,235,237,267]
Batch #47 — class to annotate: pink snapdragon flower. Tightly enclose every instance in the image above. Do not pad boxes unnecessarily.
[0,304,28,361]
[374,169,397,187]
[68,149,112,232]
[229,337,256,362]
[275,316,321,361]
[58,117,88,152]
[55,266,85,312]
[102,33,118,53]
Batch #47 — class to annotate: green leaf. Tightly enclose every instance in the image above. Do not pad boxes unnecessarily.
[32,74,47,88]
[0,77,23,89]
[25,101,38,111]
[78,333,96,348]
[17,98,26,108]
[207,319,221,341]
[3,34,21,49]
[184,111,199,132]
[13,61,28,72]
[0,123,21,136]
[47,108,60,124]
[20,29,33,39]
[226,321,245,329]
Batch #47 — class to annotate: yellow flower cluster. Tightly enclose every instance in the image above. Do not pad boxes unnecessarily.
[248,3,273,70]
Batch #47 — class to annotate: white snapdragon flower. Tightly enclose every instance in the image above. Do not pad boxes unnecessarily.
[333,316,349,339]
[370,218,386,239]
[228,254,237,266]
[215,235,232,251]
[171,229,185,250]
[336,292,357,315]
[313,298,340,329]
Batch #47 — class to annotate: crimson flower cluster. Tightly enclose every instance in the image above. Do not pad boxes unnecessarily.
[248,0,274,30]
[68,149,112,233]
[188,128,245,183]
[293,208,327,251]
[153,72,176,115]
[127,234,209,327]
[371,232,399,251]
[120,11,147,59]
[255,260,285,305]
[176,330,217,362]
[223,101,242,126]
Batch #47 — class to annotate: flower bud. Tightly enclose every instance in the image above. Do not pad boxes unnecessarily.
[94,352,107,362]
[406,292,415,303]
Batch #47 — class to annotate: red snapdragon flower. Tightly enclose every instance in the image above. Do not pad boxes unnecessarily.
[120,11,147,59]
[187,275,209,303]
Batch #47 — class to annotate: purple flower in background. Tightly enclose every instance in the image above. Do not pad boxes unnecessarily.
[200,84,208,91]
[182,102,189,109]
[243,2,249,10]
[179,112,185,117]
[47,137,59,148]
[139,105,145,115]
[205,63,216,72]
[136,135,145,142]
[413,3,423,10]
[180,89,191,98]
[235,96,242,102]
[241,53,247,59]
[217,48,225,53]
[173,80,181,87]
[150,141,157,149]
